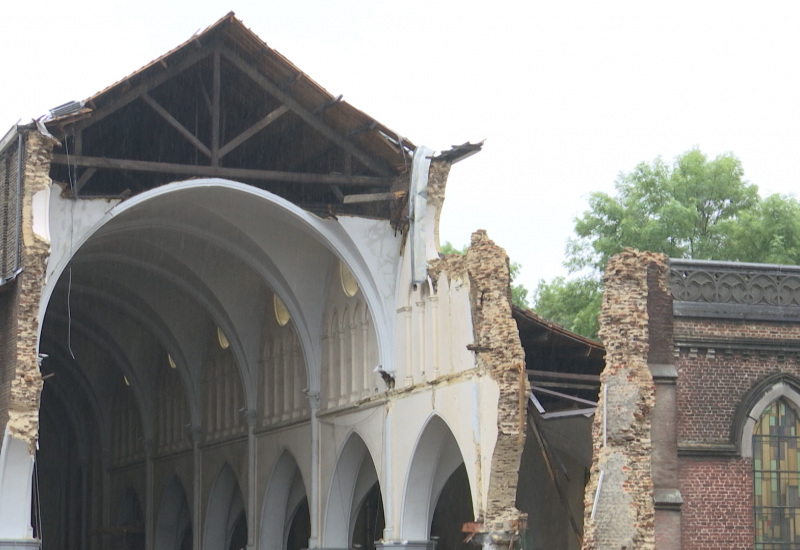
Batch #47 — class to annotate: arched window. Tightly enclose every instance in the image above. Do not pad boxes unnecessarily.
[754,399,800,548]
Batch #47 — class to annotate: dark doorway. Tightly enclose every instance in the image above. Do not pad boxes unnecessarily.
[351,482,385,550]
[430,464,473,549]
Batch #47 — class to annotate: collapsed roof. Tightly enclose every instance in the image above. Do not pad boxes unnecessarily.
[41,12,422,219]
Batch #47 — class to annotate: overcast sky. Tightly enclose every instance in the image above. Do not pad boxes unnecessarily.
[3,1,799,296]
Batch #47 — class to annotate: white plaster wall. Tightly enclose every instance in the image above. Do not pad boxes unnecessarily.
[46,188,120,282]
[393,247,476,384]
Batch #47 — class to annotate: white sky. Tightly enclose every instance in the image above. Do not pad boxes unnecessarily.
[3,1,799,295]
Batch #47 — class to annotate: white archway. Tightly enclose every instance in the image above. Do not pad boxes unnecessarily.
[259,450,308,550]
[39,179,398,398]
[401,414,469,541]
[323,432,381,548]
[740,378,800,457]
[204,463,246,550]
[154,476,191,550]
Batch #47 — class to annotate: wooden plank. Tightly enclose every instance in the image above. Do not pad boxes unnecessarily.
[211,50,221,166]
[141,94,211,158]
[218,105,289,158]
[540,407,596,419]
[75,168,97,194]
[530,386,598,407]
[218,44,392,177]
[76,47,212,131]
[342,191,405,204]
[527,369,601,383]
[51,154,390,187]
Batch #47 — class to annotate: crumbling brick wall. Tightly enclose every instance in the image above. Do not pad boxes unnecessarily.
[1,130,52,453]
[582,249,663,550]
[464,230,529,543]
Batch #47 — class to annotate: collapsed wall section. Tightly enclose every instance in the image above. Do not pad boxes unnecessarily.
[582,249,665,550]
[2,130,53,453]
[462,230,529,546]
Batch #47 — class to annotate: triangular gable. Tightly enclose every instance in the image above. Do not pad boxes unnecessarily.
[43,13,415,217]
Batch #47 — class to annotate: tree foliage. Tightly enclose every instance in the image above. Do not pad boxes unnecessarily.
[534,148,800,340]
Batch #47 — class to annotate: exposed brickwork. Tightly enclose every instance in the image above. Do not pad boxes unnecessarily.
[646,262,673,365]
[674,318,800,342]
[463,230,529,545]
[676,350,798,444]
[679,457,753,549]
[583,249,665,550]
[3,131,52,453]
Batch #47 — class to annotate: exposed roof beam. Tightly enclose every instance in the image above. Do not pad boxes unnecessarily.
[73,46,213,131]
[142,93,211,158]
[75,167,97,194]
[51,154,390,187]
[342,191,405,204]
[211,50,221,166]
[218,105,289,159]
[217,44,392,177]
[527,369,601,383]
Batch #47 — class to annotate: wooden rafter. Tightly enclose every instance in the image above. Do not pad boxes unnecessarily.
[218,105,289,159]
[211,50,221,166]
[217,44,392,177]
[74,46,213,131]
[51,154,389,187]
[141,93,211,158]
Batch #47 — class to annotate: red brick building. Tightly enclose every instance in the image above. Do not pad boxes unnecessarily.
[584,250,800,549]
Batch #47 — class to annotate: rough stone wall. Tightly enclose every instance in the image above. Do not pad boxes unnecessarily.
[582,249,664,550]
[463,230,529,542]
[3,130,52,453]
[679,457,753,548]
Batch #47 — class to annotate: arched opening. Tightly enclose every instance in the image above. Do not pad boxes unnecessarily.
[429,464,472,549]
[286,497,311,550]
[31,180,392,547]
[259,450,309,550]
[351,481,385,550]
[324,433,383,548]
[204,463,247,550]
[115,487,145,550]
[154,476,192,550]
[753,399,800,547]
[402,415,472,545]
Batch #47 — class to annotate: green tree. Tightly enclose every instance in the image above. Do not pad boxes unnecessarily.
[568,148,759,272]
[722,193,800,265]
[534,148,798,340]
[440,241,530,308]
[532,276,602,338]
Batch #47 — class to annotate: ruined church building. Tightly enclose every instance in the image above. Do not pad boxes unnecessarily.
[1,12,799,550]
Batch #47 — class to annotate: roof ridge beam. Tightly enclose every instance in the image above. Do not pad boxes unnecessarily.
[217,44,392,177]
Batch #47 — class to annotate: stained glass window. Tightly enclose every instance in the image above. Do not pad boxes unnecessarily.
[754,399,800,549]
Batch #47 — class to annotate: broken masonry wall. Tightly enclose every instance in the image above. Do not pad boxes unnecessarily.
[3,130,52,454]
[464,230,529,545]
[582,249,663,550]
